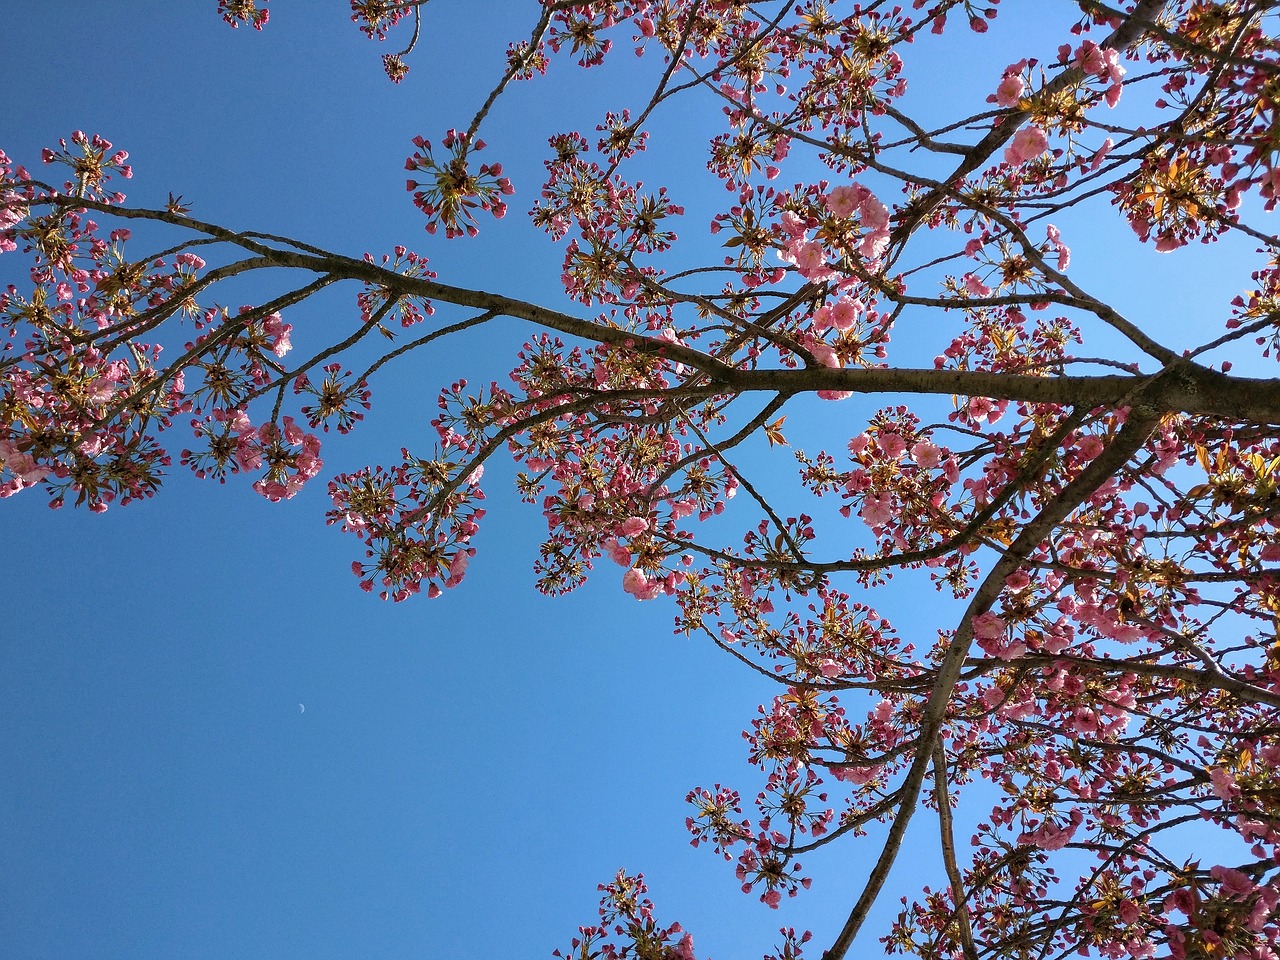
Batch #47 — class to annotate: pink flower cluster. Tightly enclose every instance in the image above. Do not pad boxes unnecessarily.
[404,130,514,238]
[810,296,863,334]
[823,183,891,262]
[261,312,292,357]
[329,451,486,602]
[0,437,51,497]
[1005,125,1049,166]
[40,131,132,200]
[1017,808,1083,851]
[181,409,322,502]
[990,62,1027,107]
[0,150,30,243]
[972,611,1027,660]
[1069,39,1125,108]
[218,0,269,30]
[555,869,700,960]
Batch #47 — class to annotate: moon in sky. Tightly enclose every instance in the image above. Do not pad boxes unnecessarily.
[298,703,305,714]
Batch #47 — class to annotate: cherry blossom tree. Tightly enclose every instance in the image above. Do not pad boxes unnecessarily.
[6,1,1280,957]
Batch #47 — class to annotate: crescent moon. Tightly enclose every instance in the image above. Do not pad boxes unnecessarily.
[299,703,305,714]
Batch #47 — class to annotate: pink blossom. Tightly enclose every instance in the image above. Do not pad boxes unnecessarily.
[1089,137,1114,171]
[1019,809,1082,850]
[622,567,663,600]
[972,612,1006,641]
[818,659,842,678]
[860,491,894,528]
[1004,125,1048,165]
[669,499,697,520]
[78,434,108,457]
[1066,706,1099,735]
[1005,570,1031,591]
[603,538,631,566]
[1075,40,1125,92]
[1209,864,1255,900]
[910,440,942,469]
[964,273,992,297]
[810,303,834,333]
[1209,766,1241,799]
[878,431,907,460]
[296,453,323,479]
[859,226,889,263]
[253,478,290,501]
[778,210,807,237]
[994,73,1025,107]
[0,440,50,484]
[0,192,28,230]
[618,516,650,536]
[85,376,117,404]
[830,297,860,330]
[234,440,263,471]
[1074,40,1107,76]
[967,396,1005,424]
[859,194,889,232]
[783,238,833,280]
[222,407,254,434]
[817,183,891,263]
[1046,224,1070,270]
[1041,619,1074,655]
[973,612,1027,659]
[263,312,293,357]
[445,550,470,587]
[825,185,861,218]
[1102,49,1125,85]
[831,762,881,785]
[1076,434,1104,461]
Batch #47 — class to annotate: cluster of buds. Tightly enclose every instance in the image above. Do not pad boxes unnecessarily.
[404,130,514,238]
[218,0,269,30]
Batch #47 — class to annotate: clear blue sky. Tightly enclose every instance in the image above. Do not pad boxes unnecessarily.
[1,3,1251,959]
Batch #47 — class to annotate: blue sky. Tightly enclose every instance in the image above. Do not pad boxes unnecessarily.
[1,3,1257,959]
